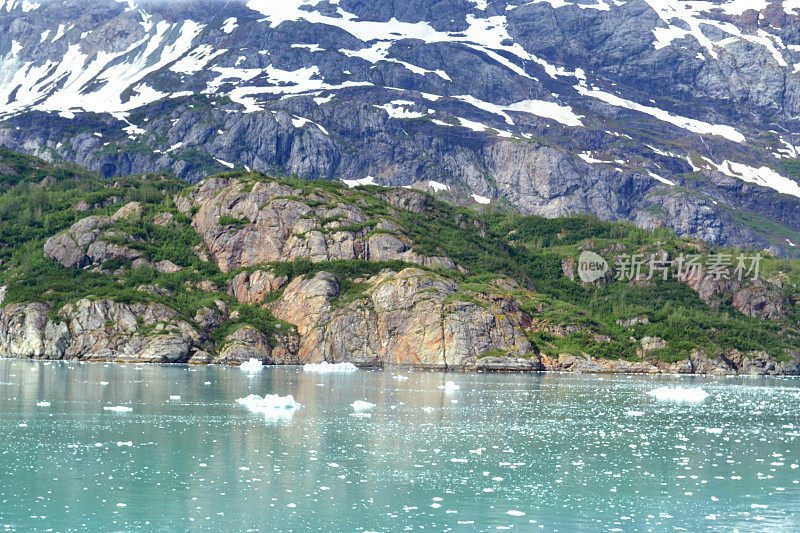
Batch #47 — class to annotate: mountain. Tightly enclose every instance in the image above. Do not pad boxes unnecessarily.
[1,146,800,373]
[1,0,800,257]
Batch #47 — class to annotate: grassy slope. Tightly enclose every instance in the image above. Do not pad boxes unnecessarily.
[1,147,799,361]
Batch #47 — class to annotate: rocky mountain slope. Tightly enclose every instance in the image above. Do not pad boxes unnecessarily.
[2,147,800,373]
[1,0,800,256]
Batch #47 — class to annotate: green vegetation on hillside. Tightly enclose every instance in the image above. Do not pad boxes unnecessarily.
[1,147,799,361]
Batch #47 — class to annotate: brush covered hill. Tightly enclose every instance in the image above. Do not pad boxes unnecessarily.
[1,147,799,374]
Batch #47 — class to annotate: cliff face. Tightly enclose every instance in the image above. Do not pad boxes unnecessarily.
[0,299,206,363]
[270,269,533,368]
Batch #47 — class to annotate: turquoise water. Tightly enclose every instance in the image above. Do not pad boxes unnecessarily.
[1,359,799,532]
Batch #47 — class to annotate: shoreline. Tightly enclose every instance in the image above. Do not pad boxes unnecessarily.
[3,354,799,377]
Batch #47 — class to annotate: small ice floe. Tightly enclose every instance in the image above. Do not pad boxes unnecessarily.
[302,361,358,373]
[239,358,263,373]
[169,395,181,401]
[422,407,435,413]
[236,394,301,420]
[507,510,526,517]
[625,410,644,417]
[351,400,376,412]
[36,401,51,407]
[393,375,410,381]
[647,386,709,403]
[438,381,460,393]
[117,441,133,447]
[104,406,133,413]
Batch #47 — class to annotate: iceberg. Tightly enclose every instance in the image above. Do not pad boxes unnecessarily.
[438,381,460,393]
[302,361,358,373]
[239,358,263,372]
[351,400,376,411]
[647,386,709,403]
[236,394,301,419]
[104,405,133,413]
[36,401,51,407]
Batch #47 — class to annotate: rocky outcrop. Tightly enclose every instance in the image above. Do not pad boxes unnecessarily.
[186,177,455,272]
[677,264,788,319]
[536,350,800,376]
[0,299,208,363]
[43,202,144,269]
[217,325,271,364]
[271,268,533,368]
[227,269,288,305]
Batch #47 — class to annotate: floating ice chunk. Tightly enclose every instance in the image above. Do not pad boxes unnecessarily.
[303,361,358,373]
[117,441,133,447]
[104,406,133,413]
[438,381,460,393]
[393,374,410,381]
[647,386,709,403]
[239,358,263,373]
[36,401,51,407]
[422,407,435,413]
[169,395,181,401]
[507,510,526,517]
[625,410,644,416]
[236,394,301,420]
[351,400,376,411]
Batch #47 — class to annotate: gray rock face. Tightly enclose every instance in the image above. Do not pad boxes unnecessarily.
[3,0,800,256]
[218,325,272,364]
[43,202,144,269]
[0,299,207,363]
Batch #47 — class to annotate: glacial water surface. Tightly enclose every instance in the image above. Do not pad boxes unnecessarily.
[0,358,799,532]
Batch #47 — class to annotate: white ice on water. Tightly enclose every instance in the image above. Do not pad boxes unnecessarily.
[351,400,376,411]
[103,405,133,412]
[438,381,461,393]
[239,358,263,373]
[302,361,358,373]
[36,401,51,407]
[236,394,301,419]
[647,386,709,403]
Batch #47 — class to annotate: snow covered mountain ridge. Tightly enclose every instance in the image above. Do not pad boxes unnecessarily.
[1,0,800,254]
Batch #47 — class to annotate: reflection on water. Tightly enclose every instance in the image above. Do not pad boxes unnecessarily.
[1,359,799,531]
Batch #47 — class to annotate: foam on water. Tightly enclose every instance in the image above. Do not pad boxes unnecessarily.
[236,394,301,419]
[239,358,263,373]
[303,361,358,373]
[647,386,709,403]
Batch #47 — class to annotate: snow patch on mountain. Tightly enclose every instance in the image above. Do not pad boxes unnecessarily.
[706,159,800,198]
[575,85,745,143]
